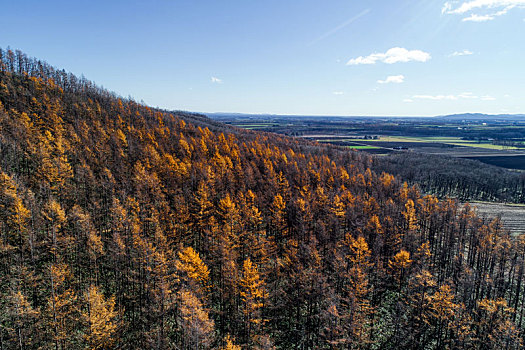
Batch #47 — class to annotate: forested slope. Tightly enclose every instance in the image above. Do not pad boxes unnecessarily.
[1,49,525,349]
[373,152,525,203]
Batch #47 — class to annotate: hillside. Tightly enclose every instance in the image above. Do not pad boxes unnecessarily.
[1,49,525,349]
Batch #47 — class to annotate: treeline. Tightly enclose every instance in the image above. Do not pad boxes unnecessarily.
[1,49,525,349]
[373,152,525,203]
[493,140,525,149]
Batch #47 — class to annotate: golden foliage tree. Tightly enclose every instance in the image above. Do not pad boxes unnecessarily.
[220,334,242,350]
[82,285,118,350]
[240,258,268,345]
[341,235,373,347]
[176,246,210,298]
[0,171,30,257]
[46,263,80,349]
[177,289,215,349]
[389,250,412,286]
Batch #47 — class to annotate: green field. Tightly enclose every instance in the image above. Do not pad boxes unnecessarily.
[446,142,520,150]
[310,134,525,153]
[362,136,521,150]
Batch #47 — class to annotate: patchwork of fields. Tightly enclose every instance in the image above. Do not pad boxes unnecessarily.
[311,135,525,170]
[218,117,525,171]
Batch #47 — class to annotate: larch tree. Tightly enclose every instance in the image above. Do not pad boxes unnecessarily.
[177,289,215,350]
[341,235,373,348]
[239,258,268,346]
[4,289,40,349]
[220,334,242,350]
[45,263,80,350]
[0,171,30,261]
[176,246,210,299]
[389,250,413,288]
[82,285,118,350]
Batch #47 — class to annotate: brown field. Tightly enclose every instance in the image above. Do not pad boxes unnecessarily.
[467,202,525,235]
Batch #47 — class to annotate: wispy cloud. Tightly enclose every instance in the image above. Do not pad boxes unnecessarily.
[309,9,370,46]
[412,92,495,101]
[413,94,459,101]
[482,95,497,100]
[449,50,474,56]
[347,47,431,65]
[443,0,524,14]
[378,75,405,84]
[332,91,344,95]
[443,0,525,21]
[211,76,222,84]
[403,99,414,103]
[463,13,497,21]
[458,92,478,99]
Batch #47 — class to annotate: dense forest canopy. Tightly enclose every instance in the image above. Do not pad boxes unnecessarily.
[372,152,525,203]
[216,115,525,204]
[1,48,525,349]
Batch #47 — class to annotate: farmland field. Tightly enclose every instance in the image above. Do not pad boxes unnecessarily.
[310,135,525,168]
[465,155,525,170]
[212,114,525,170]
[468,202,525,235]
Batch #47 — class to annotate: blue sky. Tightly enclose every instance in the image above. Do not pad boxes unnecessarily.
[1,0,524,116]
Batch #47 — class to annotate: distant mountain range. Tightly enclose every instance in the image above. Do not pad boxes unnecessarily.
[208,112,525,122]
[436,113,525,121]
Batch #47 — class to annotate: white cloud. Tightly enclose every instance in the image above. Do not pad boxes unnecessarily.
[462,13,496,21]
[458,92,478,99]
[211,76,222,83]
[378,75,405,84]
[450,50,474,56]
[494,6,514,15]
[442,2,453,13]
[333,91,344,95]
[443,0,525,21]
[403,98,414,103]
[443,0,523,14]
[347,47,431,65]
